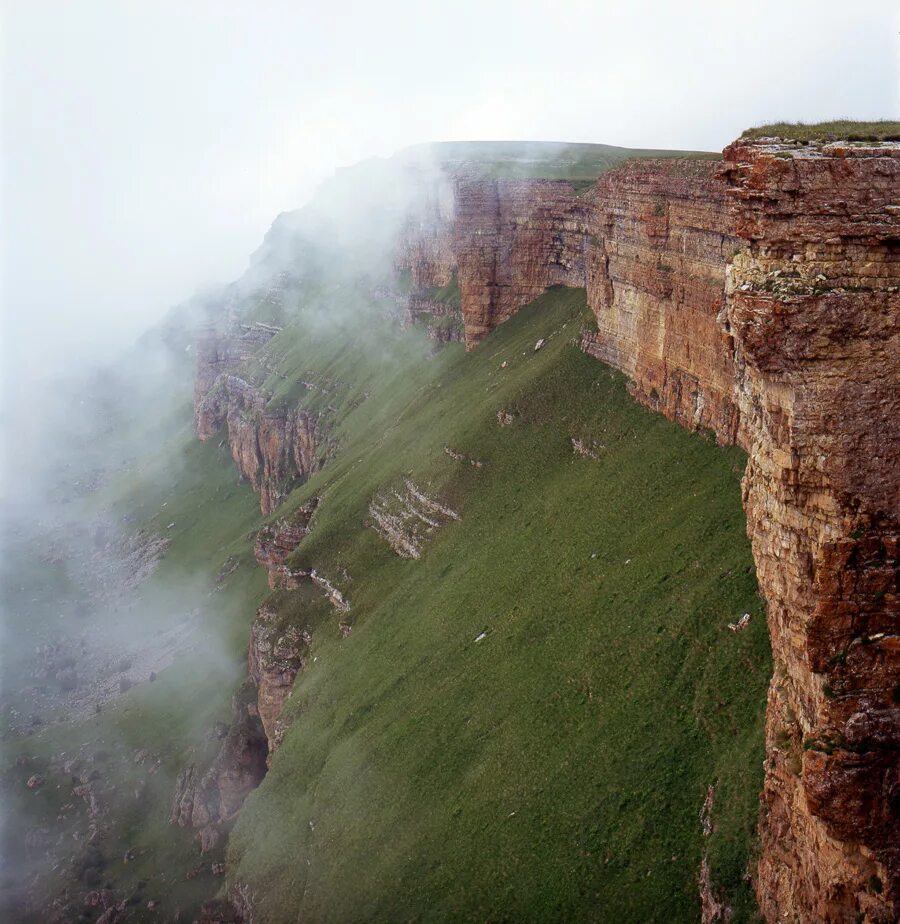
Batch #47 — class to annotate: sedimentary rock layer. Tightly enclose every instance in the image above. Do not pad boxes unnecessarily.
[721,139,899,923]
[584,158,741,443]
[196,136,898,923]
[254,499,319,589]
[403,141,900,920]
[247,601,310,761]
[452,177,592,344]
[399,165,742,450]
[195,323,325,514]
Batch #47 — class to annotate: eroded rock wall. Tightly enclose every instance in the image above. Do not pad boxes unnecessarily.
[195,139,898,922]
[247,601,310,761]
[722,139,900,923]
[452,177,592,345]
[583,159,741,443]
[195,325,324,515]
[254,500,318,589]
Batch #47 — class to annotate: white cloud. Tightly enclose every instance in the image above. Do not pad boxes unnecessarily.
[1,0,897,388]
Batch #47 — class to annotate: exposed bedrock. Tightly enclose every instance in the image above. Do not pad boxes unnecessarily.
[247,600,310,761]
[195,322,325,515]
[254,499,319,589]
[583,158,742,444]
[722,139,899,923]
[453,177,592,345]
[196,369,323,514]
[170,683,268,853]
[194,322,280,410]
[194,137,898,922]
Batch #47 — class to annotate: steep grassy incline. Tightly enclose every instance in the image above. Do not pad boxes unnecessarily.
[228,287,770,922]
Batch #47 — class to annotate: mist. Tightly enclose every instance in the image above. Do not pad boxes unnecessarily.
[0,1,898,920]
[2,0,898,396]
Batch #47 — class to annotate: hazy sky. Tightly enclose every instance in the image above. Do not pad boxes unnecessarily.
[2,0,898,385]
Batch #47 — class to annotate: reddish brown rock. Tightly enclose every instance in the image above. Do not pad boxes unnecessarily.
[247,601,311,760]
[722,139,900,923]
[452,177,592,345]
[583,158,741,444]
[395,176,456,291]
[194,322,280,413]
[196,374,323,514]
[254,499,319,589]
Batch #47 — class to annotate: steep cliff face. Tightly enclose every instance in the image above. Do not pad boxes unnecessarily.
[396,180,456,291]
[583,159,741,444]
[171,683,268,853]
[453,177,592,344]
[194,323,280,410]
[247,601,310,761]
[721,139,899,923]
[193,136,897,923]
[254,499,318,589]
[195,325,325,515]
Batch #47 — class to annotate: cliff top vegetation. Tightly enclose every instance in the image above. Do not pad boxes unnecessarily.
[742,119,900,142]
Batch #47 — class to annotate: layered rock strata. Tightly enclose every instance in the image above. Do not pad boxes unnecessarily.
[398,141,899,920]
[721,139,900,923]
[196,373,323,515]
[194,322,280,410]
[194,136,898,922]
[247,601,311,761]
[583,158,741,443]
[368,478,460,559]
[452,178,592,344]
[254,499,319,589]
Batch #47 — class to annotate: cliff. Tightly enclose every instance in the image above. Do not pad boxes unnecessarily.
[583,158,741,444]
[195,325,326,514]
[721,139,899,923]
[170,682,268,853]
[247,600,310,761]
[393,136,899,922]
[195,135,897,923]
[452,177,592,343]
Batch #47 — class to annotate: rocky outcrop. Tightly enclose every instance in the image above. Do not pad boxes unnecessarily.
[583,158,741,444]
[171,683,268,852]
[195,135,897,923]
[194,322,280,411]
[247,601,311,761]
[396,184,456,291]
[254,499,319,589]
[453,178,592,345]
[196,374,323,514]
[721,139,900,923]
[404,292,464,344]
[368,478,460,559]
[195,319,327,515]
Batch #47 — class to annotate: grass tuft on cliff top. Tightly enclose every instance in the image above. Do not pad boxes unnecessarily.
[228,286,770,923]
[741,119,900,142]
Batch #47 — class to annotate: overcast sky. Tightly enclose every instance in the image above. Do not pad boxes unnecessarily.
[2,0,898,386]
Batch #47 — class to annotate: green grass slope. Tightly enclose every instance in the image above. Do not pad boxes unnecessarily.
[227,287,770,922]
[401,140,719,189]
[741,120,900,142]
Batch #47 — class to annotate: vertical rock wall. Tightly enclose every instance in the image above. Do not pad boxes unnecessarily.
[197,138,899,922]
[452,177,593,344]
[195,324,325,515]
[583,159,741,444]
[722,139,899,923]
